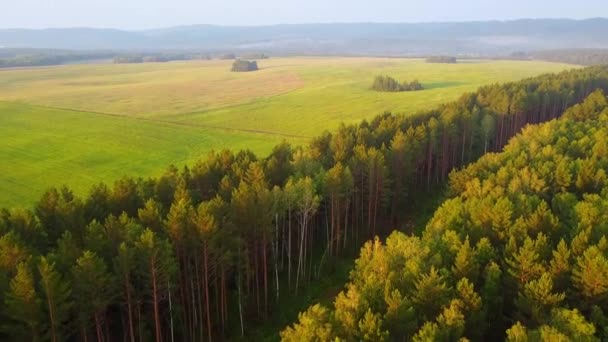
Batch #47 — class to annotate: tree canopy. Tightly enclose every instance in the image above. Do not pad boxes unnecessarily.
[282,90,608,341]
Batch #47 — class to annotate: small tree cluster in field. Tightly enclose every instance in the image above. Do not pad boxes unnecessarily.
[231,60,259,72]
[426,55,457,63]
[371,75,424,92]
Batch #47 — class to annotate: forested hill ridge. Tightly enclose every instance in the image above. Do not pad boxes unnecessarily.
[282,90,608,341]
[0,66,607,341]
[1,18,608,55]
[532,49,608,66]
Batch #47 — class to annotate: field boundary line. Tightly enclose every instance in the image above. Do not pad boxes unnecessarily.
[4,101,312,140]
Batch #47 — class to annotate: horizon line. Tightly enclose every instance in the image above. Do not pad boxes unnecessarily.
[1,16,606,32]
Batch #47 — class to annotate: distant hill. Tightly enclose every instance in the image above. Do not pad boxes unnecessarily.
[1,18,608,56]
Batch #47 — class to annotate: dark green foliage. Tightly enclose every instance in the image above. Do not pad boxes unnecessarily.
[426,56,458,63]
[371,75,424,92]
[231,59,258,72]
[283,89,608,340]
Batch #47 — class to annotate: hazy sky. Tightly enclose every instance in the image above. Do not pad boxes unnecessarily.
[1,0,606,29]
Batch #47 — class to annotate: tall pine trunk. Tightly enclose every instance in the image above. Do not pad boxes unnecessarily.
[152,259,162,342]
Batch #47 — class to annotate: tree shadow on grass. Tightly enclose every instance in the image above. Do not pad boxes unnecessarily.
[423,81,467,89]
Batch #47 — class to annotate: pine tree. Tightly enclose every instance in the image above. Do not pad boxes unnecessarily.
[358,309,389,341]
[280,304,336,341]
[515,273,565,325]
[3,262,42,340]
[72,251,115,342]
[572,246,608,303]
[135,229,176,342]
[37,257,73,342]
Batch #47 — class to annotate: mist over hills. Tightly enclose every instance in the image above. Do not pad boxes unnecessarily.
[1,18,607,56]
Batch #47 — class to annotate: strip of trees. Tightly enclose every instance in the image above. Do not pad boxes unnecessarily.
[113,53,211,64]
[426,55,457,63]
[533,49,608,65]
[371,75,424,92]
[0,66,607,341]
[283,90,608,341]
[0,52,115,68]
[113,56,144,64]
[240,53,269,60]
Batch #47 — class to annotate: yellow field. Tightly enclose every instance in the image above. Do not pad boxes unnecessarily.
[0,57,577,207]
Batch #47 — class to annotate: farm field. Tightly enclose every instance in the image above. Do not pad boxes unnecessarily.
[0,57,576,207]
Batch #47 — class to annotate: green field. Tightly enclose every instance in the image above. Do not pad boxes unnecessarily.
[0,57,577,207]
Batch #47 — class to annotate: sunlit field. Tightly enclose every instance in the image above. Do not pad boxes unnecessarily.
[0,57,576,207]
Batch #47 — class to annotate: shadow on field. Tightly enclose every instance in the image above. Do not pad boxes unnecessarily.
[424,81,467,89]
[256,64,300,70]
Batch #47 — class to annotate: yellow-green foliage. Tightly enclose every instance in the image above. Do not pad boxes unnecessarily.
[0,57,575,207]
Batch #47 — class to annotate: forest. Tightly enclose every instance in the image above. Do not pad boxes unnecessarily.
[533,49,608,66]
[0,51,115,68]
[282,89,608,341]
[0,50,211,68]
[1,65,607,341]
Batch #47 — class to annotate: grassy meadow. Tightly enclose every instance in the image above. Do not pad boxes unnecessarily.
[0,57,577,207]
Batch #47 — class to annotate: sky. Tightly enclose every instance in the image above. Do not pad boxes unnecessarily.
[1,0,606,29]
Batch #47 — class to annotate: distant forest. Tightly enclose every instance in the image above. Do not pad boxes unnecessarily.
[0,50,212,68]
[426,56,457,63]
[533,49,608,65]
[0,51,115,68]
[2,47,608,69]
[0,65,607,341]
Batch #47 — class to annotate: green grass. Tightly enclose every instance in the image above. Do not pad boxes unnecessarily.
[0,102,289,207]
[0,57,577,207]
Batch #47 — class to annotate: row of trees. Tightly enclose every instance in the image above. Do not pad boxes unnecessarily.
[0,66,607,341]
[371,75,424,92]
[426,56,458,63]
[113,53,212,64]
[0,50,269,68]
[0,52,115,68]
[533,49,608,65]
[113,56,145,64]
[240,53,269,60]
[283,89,608,341]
